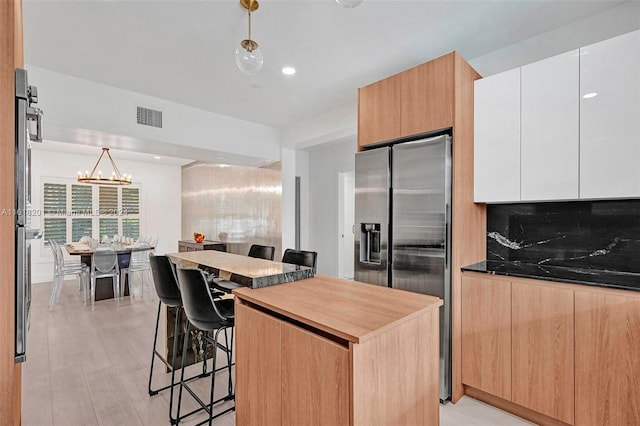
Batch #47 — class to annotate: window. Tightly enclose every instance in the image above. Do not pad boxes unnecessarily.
[41,179,141,245]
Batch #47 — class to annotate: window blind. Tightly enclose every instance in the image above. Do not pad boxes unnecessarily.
[122,187,139,215]
[44,218,66,245]
[98,186,118,215]
[99,218,118,240]
[122,218,140,239]
[71,218,93,242]
[71,184,92,215]
[43,183,66,215]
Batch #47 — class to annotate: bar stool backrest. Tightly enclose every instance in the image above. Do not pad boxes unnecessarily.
[282,248,318,270]
[247,244,275,261]
[149,254,182,307]
[176,267,232,331]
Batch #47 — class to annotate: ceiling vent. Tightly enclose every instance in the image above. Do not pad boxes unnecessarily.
[136,106,163,128]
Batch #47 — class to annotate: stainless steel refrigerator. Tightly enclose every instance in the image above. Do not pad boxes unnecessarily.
[15,68,43,362]
[354,134,452,401]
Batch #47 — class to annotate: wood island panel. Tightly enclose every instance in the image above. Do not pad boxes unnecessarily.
[281,322,350,426]
[512,282,574,424]
[234,276,442,426]
[235,303,282,426]
[233,274,442,343]
[575,291,640,426]
[351,309,439,426]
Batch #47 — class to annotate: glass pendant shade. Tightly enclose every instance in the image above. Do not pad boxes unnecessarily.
[336,0,363,8]
[235,44,264,75]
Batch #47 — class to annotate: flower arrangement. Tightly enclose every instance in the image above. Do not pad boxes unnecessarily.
[193,232,205,243]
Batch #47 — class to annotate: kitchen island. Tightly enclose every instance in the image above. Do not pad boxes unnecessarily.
[233,274,443,426]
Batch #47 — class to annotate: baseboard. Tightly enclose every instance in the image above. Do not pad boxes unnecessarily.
[464,386,573,426]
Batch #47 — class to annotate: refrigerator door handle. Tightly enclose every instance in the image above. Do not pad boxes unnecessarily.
[15,227,27,363]
[445,203,449,269]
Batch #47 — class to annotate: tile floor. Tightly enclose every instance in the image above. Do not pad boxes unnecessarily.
[22,279,533,426]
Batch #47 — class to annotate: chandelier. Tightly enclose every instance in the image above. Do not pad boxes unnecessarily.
[77,148,132,185]
[236,0,263,75]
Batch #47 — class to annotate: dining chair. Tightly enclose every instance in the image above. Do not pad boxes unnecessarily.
[90,246,120,310]
[48,240,89,308]
[175,266,235,425]
[121,242,153,301]
[282,248,318,270]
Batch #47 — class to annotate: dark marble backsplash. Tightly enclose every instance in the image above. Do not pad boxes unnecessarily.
[487,200,640,274]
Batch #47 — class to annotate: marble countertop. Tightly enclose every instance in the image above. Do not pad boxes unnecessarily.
[462,260,640,292]
[167,250,314,289]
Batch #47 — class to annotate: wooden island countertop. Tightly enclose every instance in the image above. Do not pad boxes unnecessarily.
[233,274,443,426]
[233,274,442,343]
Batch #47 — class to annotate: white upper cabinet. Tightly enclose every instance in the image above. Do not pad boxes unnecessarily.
[521,50,579,201]
[579,30,640,199]
[474,30,640,203]
[474,68,521,203]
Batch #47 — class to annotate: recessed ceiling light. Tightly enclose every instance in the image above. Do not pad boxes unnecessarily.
[154,155,162,160]
[583,92,598,99]
[282,67,296,76]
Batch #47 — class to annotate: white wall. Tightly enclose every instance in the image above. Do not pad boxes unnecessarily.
[468,1,640,78]
[26,65,282,162]
[31,148,181,284]
[283,1,640,153]
[306,139,356,277]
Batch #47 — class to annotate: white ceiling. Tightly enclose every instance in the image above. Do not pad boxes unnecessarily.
[23,0,628,131]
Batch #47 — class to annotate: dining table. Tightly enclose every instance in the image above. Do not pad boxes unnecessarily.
[65,242,154,301]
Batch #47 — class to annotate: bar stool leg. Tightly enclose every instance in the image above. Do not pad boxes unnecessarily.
[175,321,191,426]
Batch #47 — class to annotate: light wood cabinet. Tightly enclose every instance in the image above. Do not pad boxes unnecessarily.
[462,271,640,426]
[575,291,640,426]
[400,55,454,136]
[234,276,442,426]
[511,282,574,424]
[357,75,401,147]
[473,68,521,202]
[521,50,579,201]
[461,275,512,400]
[357,52,460,150]
[579,30,640,199]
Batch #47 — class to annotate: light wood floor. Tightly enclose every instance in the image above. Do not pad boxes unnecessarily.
[23,279,533,426]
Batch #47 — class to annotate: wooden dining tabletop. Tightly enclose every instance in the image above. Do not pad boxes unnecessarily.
[65,242,153,255]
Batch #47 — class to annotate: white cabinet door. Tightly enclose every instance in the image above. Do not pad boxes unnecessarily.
[474,68,521,203]
[521,50,579,201]
[580,30,640,199]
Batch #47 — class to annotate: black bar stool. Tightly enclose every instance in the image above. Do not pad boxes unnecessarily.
[147,255,209,424]
[175,266,235,426]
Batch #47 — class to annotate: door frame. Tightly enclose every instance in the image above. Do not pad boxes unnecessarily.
[337,170,355,280]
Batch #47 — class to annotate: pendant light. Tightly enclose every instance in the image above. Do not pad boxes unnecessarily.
[336,0,364,8]
[77,148,132,185]
[236,0,263,75]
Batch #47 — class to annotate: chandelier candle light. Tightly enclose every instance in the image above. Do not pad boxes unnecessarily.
[77,147,132,185]
[236,0,263,75]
